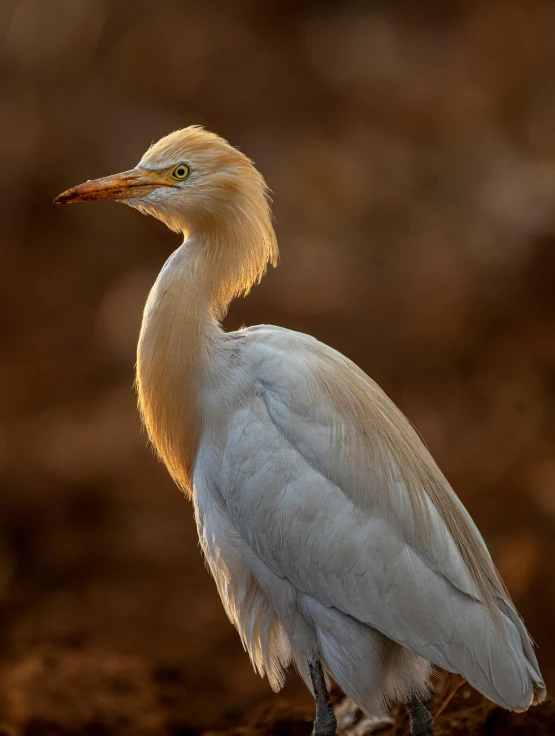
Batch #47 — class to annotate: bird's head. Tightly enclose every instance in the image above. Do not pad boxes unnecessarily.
[54,126,270,235]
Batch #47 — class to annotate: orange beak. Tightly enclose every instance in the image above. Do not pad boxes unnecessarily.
[54,168,171,204]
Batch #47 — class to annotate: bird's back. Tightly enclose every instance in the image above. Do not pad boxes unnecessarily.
[194,324,545,712]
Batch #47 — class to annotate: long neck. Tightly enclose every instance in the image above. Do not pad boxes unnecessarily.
[136,215,277,497]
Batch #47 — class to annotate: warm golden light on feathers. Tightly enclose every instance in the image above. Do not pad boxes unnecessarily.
[136,127,506,622]
[136,127,277,497]
[55,126,544,720]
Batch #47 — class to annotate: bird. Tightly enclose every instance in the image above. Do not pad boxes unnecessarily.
[55,126,545,736]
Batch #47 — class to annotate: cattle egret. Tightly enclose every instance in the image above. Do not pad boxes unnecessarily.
[55,127,545,735]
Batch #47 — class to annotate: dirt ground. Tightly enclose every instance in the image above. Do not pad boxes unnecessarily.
[2,1,555,734]
[211,682,555,736]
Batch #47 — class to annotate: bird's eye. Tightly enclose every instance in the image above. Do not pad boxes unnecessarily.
[171,164,191,181]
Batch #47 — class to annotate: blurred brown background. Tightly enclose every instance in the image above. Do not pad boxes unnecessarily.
[1,0,555,734]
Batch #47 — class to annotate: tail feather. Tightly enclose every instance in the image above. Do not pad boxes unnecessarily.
[437,595,544,712]
[301,591,544,714]
[498,599,546,706]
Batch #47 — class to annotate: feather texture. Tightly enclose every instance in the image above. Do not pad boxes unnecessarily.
[136,127,277,494]
[114,127,545,716]
[191,325,545,712]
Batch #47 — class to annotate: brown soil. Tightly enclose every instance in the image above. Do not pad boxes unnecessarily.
[2,654,555,736]
[208,679,555,736]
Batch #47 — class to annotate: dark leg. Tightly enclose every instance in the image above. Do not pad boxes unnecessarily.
[406,698,434,736]
[308,659,337,736]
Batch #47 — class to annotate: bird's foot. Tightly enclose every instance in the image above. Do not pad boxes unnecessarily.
[312,710,337,736]
[406,699,434,736]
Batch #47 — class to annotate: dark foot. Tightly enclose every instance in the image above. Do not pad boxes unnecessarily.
[309,659,337,736]
[313,713,336,736]
[406,699,434,736]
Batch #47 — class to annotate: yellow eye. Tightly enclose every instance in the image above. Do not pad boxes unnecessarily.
[171,164,191,180]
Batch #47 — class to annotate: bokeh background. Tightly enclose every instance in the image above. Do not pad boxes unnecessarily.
[2,0,555,733]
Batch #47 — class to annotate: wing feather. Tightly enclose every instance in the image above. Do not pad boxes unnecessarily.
[205,325,544,708]
[247,325,510,623]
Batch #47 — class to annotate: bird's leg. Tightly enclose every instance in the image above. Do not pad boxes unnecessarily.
[406,698,434,736]
[308,659,337,736]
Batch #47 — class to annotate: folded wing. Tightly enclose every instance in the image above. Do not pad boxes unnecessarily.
[214,325,545,710]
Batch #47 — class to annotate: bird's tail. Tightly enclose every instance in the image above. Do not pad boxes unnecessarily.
[497,599,546,708]
[302,591,545,714]
[448,596,546,712]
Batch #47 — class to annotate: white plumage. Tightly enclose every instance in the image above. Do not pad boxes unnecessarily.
[55,127,545,733]
[193,324,542,712]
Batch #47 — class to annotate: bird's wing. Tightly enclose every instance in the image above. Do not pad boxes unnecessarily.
[235,325,503,604]
[205,325,543,709]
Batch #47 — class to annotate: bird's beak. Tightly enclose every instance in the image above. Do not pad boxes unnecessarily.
[54,168,170,204]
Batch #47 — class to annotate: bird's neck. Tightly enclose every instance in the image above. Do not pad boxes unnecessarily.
[136,218,277,496]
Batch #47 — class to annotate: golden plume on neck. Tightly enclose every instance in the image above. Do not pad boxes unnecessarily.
[135,127,278,494]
